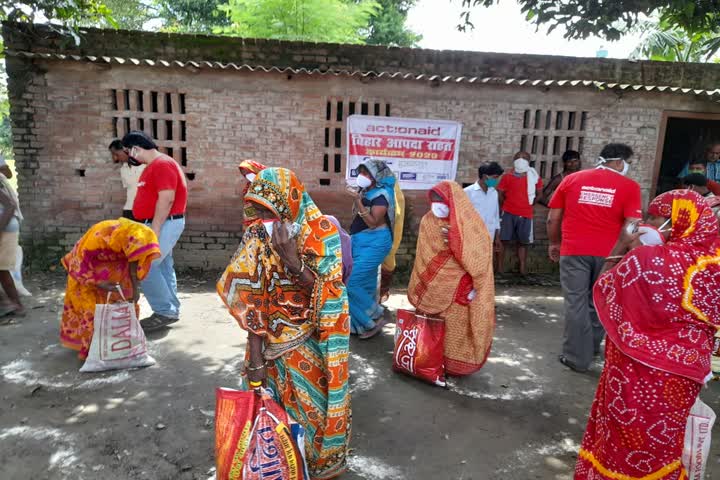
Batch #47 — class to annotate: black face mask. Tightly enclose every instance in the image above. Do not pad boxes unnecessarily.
[127,157,142,167]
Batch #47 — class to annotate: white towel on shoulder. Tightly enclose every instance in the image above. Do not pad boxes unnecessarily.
[514,158,540,205]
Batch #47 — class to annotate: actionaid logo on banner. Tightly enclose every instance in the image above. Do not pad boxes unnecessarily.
[366,124,442,136]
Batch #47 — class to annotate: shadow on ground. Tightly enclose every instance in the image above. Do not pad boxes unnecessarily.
[1,275,719,480]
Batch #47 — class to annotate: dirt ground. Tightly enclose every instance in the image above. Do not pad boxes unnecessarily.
[1,274,720,480]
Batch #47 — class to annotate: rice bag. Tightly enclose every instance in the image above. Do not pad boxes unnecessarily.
[215,387,308,480]
[393,309,446,387]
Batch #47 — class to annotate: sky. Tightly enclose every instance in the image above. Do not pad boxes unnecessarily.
[406,0,643,59]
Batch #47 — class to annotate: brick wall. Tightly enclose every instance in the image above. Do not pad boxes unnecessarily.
[5,25,720,273]
[5,22,720,90]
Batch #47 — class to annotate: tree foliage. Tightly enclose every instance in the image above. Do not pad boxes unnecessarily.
[216,0,379,44]
[365,0,421,47]
[631,18,720,62]
[1,1,115,30]
[458,0,720,41]
[154,0,230,33]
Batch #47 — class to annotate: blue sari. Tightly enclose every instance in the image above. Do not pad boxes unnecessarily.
[347,162,396,334]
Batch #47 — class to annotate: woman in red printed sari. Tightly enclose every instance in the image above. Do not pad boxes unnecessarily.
[575,190,720,479]
[407,180,496,376]
[60,218,160,359]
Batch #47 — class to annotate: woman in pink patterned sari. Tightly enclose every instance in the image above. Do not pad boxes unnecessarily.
[575,190,720,479]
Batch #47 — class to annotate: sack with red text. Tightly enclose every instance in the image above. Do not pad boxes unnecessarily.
[80,299,155,373]
[682,396,716,479]
[215,387,309,480]
[393,309,446,387]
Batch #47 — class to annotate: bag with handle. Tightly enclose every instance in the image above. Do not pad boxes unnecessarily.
[682,395,716,479]
[80,288,155,373]
[215,387,309,480]
[393,309,446,387]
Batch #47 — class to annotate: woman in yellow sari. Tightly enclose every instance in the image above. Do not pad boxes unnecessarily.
[60,218,160,360]
[408,181,496,376]
[217,168,350,479]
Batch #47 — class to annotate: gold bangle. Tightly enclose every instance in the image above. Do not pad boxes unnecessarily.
[249,380,262,387]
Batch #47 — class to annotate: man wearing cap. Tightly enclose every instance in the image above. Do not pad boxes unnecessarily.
[547,143,642,373]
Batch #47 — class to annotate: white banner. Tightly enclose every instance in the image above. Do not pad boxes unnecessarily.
[346,115,463,190]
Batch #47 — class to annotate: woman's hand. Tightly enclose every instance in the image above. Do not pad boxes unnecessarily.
[132,286,141,304]
[615,221,642,254]
[345,185,361,199]
[97,281,120,292]
[129,261,140,303]
[246,362,266,388]
[441,226,449,245]
[247,332,266,389]
[271,221,302,273]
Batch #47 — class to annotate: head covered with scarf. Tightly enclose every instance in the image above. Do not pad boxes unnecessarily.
[357,158,397,234]
[407,180,496,375]
[229,167,347,336]
[594,189,720,383]
[238,160,268,223]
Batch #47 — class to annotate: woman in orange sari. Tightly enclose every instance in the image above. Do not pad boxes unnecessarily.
[407,180,496,376]
[60,218,160,360]
[218,168,350,479]
[576,190,720,479]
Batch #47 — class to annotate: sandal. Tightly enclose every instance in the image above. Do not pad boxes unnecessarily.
[140,314,179,332]
[359,310,392,340]
[558,355,588,373]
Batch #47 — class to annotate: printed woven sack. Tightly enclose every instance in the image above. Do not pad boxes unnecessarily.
[12,246,31,297]
[682,396,716,479]
[80,291,155,373]
[215,387,309,480]
[393,309,446,387]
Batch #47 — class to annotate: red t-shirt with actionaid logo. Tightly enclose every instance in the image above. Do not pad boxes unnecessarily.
[133,156,188,221]
[497,173,543,219]
[549,168,642,257]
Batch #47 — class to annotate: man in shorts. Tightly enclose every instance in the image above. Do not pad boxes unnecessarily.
[497,152,543,275]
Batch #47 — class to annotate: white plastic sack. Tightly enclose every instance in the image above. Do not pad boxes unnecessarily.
[12,246,31,297]
[80,291,155,373]
[682,396,716,480]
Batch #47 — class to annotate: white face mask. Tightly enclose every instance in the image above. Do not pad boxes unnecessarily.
[246,173,256,182]
[262,220,275,238]
[356,174,373,189]
[431,202,450,218]
[620,160,630,176]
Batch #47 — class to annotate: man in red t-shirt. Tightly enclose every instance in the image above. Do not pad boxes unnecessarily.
[548,143,642,373]
[123,131,188,332]
[497,151,544,275]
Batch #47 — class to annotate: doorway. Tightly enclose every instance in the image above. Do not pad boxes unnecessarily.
[654,112,720,195]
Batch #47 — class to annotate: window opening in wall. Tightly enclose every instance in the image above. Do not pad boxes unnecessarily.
[111,89,189,166]
[520,109,588,183]
[322,98,391,179]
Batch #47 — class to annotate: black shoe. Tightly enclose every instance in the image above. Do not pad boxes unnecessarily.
[558,355,588,373]
[141,313,179,332]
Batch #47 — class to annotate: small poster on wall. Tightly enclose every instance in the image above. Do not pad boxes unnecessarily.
[346,115,463,190]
